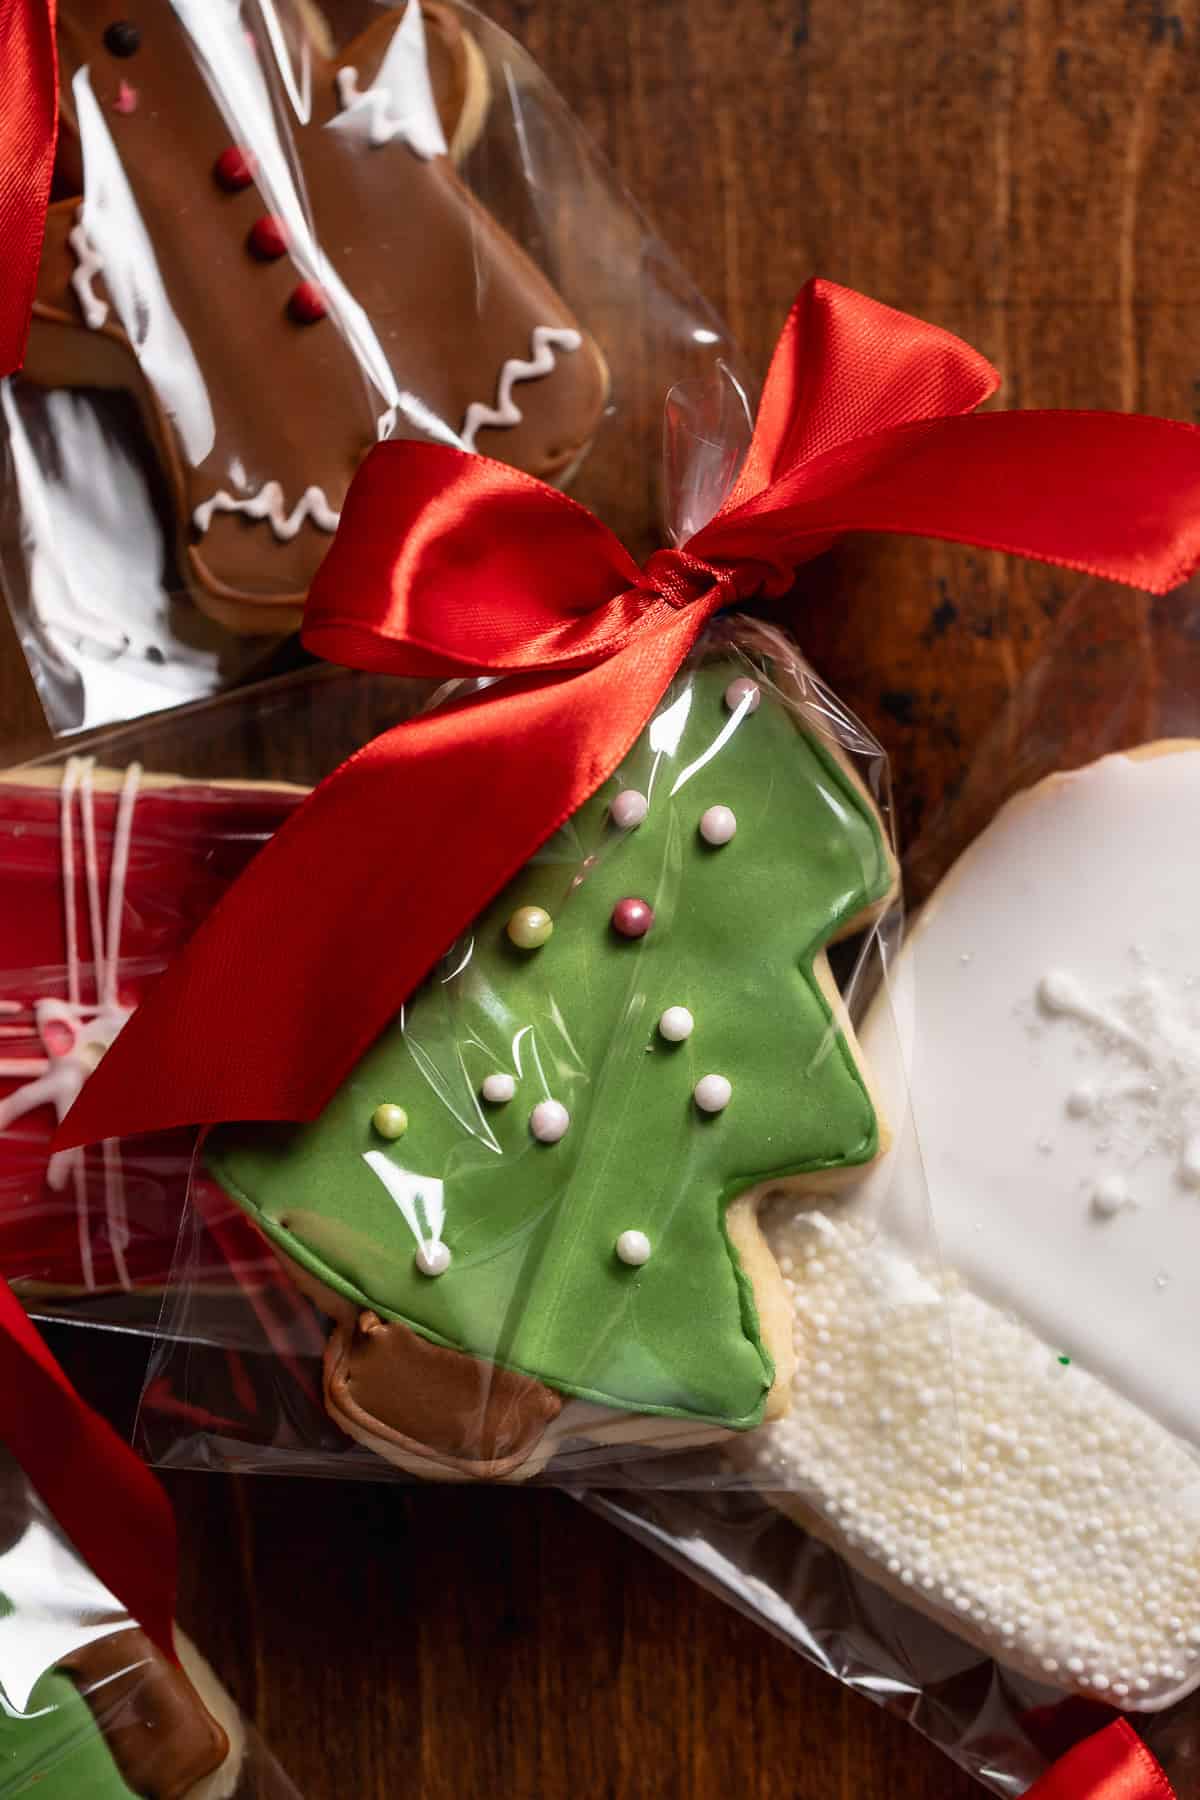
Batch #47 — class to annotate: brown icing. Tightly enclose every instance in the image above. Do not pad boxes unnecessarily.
[24,0,607,634]
[61,1627,230,1800]
[325,1309,563,1478]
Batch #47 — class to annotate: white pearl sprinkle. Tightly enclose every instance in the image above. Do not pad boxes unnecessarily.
[610,789,648,830]
[693,1073,732,1113]
[615,1230,652,1266]
[415,1241,451,1277]
[1092,1174,1129,1220]
[747,1212,1200,1709]
[658,1006,695,1042]
[530,1099,570,1143]
[699,804,737,846]
[481,1072,516,1105]
[724,676,761,714]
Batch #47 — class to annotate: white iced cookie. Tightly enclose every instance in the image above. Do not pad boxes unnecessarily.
[748,743,1200,1711]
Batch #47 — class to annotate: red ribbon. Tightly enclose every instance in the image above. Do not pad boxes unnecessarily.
[58,278,1200,1146]
[0,0,57,377]
[0,0,178,1670]
[1030,1723,1176,1800]
[0,1282,177,1660]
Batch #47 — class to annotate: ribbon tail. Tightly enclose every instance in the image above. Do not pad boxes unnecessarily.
[59,609,706,1144]
[698,409,1200,597]
[0,0,58,376]
[727,277,1000,501]
[0,1282,178,1661]
[1028,1722,1176,1800]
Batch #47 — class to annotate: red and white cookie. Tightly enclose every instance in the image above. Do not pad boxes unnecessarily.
[0,760,305,1296]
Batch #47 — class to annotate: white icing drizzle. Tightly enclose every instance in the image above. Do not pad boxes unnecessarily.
[753,1210,1200,1710]
[192,481,340,543]
[361,1151,447,1263]
[0,759,141,1289]
[335,66,435,151]
[460,328,584,451]
[67,211,108,330]
[1037,964,1200,1208]
[330,0,446,159]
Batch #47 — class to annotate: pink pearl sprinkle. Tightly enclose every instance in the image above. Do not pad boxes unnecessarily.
[114,80,138,114]
[611,897,654,939]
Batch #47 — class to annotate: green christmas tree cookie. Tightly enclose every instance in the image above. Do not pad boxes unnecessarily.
[208,649,897,1479]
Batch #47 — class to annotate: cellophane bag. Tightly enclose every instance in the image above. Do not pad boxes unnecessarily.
[1,301,931,1487]
[1,0,729,733]
[0,664,431,1329]
[0,1444,299,1798]
[139,612,919,1487]
[591,573,1200,1796]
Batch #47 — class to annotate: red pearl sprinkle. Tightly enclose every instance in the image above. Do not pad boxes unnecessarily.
[213,146,256,192]
[611,897,654,939]
[288,280,328,324]
[248,214,288,260]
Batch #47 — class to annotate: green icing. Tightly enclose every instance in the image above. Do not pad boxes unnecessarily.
[208,656,892,1429]
[0,1664,135,1797]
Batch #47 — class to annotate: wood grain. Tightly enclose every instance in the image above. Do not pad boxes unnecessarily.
[17,0,1200,1793]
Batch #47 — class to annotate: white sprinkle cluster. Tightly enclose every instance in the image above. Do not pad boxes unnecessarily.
[750,1210,1200,1708]
[1035,961,1200,1204]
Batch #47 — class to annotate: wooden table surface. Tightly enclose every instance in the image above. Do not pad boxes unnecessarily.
[12,0,1200,1794]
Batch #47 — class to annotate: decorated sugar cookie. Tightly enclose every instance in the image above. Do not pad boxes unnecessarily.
[22,0,608,634]
[0,760,305,1296]
[207,653,898,1479]
[0,1455,241,1798]
[747,743,1200,1711]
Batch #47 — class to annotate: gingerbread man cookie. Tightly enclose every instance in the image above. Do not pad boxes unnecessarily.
[206,650,898,1480]
[22,1,608,634]
[746,743,1200,1711]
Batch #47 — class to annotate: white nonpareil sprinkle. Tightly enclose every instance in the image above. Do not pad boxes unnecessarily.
[748,1211,1200,1709]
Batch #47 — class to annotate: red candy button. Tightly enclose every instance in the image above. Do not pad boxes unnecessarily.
[611,897,654,939]
[288,280,328,324]
[213,146,256,192]
[248,214,288,260]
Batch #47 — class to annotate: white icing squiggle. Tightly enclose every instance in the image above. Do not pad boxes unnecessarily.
[330,0,446,158]
[0,759,141,1289]
[67,211,108,330]
[335,67,438,153]
[192,481,340,542]
[460,327,583,451]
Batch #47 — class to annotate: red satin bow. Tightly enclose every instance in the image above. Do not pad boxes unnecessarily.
[59,278,1200,1147]
[1030,1723,1176,1800]
[0,0,177,1669]
[0,0,57,375]
[0,1283,177,1661]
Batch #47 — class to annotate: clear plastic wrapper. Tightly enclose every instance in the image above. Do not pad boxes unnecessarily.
[0,1445,298,1797]
[0,664,432,1330]
[139,612,921,1488]
[3,262,934,1493]
[592,573,1200,1796]
[2,0,735,733]
[0,609,918,1489]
